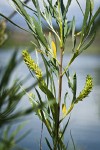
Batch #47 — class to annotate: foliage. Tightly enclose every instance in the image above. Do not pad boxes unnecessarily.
[0,0,100,150]
[0,123,30,150]
[0,50,35,126]
[0,50,47,149]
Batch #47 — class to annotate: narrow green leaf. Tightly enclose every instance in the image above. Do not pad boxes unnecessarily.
[41,54,49,86]
[50,73,56,98]
[81,31,96,52]
[3,126,11,139]
[16,129,31,143]
[89,7,100,27]
[67,20,73,35]
[39,82,57,121]
[11,0,36,35]
[12,0,30,22]
[32,0,36,7]
[32,17,48,49]
[65,71,73,89]
[64,19,68,39]
[63,0,72,19]
[72,73,77,102]
[47,0,59,20]
[81,0,91,41]
[21,1,37,15]
[35,88,42,104]
[0,13,31,34]
[45,137,52,150]
[34,0,42,28]
[0,50,17,89]
[90,0,94,12]
[10,123,27,140]
[72,16,76,51]
[61,0,65,16]
[76,0,84,16]
[64,92,68,105]
[70,130,76,150]
[59,115,70,140]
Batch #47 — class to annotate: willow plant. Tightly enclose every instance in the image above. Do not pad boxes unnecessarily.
[1,0,100,149]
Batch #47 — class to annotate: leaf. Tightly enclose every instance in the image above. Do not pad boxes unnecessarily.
[47,0,59,20]
[10,123,28,140]
[65,71,73,89]
[32,0,36,7]
[41,54,49,86]
[0,13,31,34]
[67,20,73,35]
[35,88,42,104]
[81,31,96,52]
[81,0,91,41]
[76,0,84,16]
[51,41,57,58]
[10,0,36,35]
[63,0,72,19]
[64,19,68,39]
[16,129,31,143]
[39,82,58,121]
[28,93,37,107]
[1,123,30,150]
[49,73,56,98]
[90,0,94,12]
[21,1,37,15]
[45,137,52,150]
[59,115,70,140]
[0,50,17,89]
[72,73,77,102]
[72,16,76,51]
[3,125,11,139]
[32,16,48,49]
[62,104,67,116]
[30,89,52,134]
[89,7,100,27]
[61,0,65,16]
[64,92,68,105]
[12,0,30,22]
[70,130,76,150]
[34,0,42,27]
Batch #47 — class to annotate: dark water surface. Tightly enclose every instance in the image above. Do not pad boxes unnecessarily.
[0,50,100,150]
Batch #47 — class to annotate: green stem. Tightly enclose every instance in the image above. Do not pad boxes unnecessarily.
[54,1,64,149]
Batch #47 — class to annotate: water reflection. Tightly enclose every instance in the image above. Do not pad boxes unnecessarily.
[0,50,100,150]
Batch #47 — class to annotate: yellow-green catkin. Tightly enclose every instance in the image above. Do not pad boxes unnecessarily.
[22,50,43,79]
[74,75,93,103]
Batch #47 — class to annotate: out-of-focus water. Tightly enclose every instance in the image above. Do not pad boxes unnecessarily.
[0,50,100,150]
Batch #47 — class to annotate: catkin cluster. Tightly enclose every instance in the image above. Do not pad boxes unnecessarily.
[22,50,43,79]
[75,75,93,103]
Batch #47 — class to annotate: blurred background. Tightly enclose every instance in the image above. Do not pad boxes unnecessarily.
[0,0,100,150]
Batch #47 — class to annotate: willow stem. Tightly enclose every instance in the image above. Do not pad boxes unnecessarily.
[56,46,64,149]
[55,1,64,149]
[58,47,63,105]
